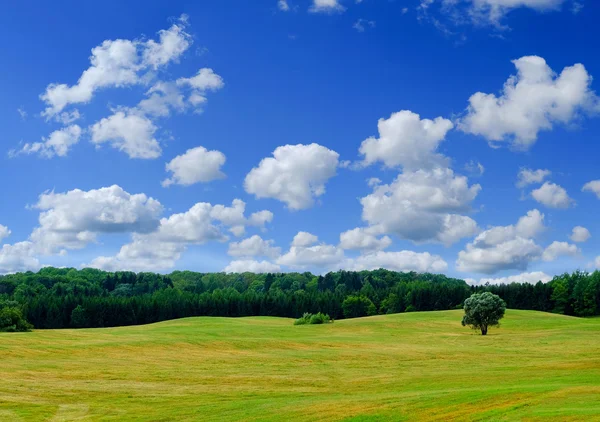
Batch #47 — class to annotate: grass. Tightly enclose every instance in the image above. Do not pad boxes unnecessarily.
[1,310,599,421]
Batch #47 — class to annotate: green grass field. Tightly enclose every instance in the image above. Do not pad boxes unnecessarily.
[1,310,599,421]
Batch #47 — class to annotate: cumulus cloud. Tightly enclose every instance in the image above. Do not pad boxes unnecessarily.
[542,241,579,262]
[359,110,454,170]
[278,232,344,268]
[0,225,11,242]
[531,182,574,209]
[467,271,553,286]
[40,16,192,117]
[0,242,40,275]
[516,168,551,188]
[228,235,281,259]
[459,56,599,149]
[360,168,480,245]
[291,232,319,247]
[30,185,163,254]
[223,260,281,273]
[456,209,546,274]
[278,0,291,11]
[339,228,392,252]
[87,199,273,272]
[90,111,161,159]
[582,180,600,198]
[89,68,224,159]
[341,250,448,273]
[570,226,591,243]
[88,239,183,273]
[244,143,340,210]
[162,146,226,187]
[14,125,82,158]
[309,0,346,13]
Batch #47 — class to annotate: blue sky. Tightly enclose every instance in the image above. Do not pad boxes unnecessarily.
[1,0,599,283]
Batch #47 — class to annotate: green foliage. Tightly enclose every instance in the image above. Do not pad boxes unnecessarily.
[462,292,507,335]
[342,295,377,318]
[294,312,332,325]
[70,305,90,328]
[0,302,33,332]
[2,266,599,330]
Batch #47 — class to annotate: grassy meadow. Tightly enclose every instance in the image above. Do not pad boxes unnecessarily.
[1,310,599,421]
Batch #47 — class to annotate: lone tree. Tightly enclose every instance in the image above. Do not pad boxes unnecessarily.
[462,292,506,336]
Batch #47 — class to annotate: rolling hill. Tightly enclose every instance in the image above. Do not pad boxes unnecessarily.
[1,310,599,421]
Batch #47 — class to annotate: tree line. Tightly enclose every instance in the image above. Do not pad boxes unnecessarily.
[0,267,598,330]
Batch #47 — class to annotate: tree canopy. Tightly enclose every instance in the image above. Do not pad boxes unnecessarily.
[462,292,506,335]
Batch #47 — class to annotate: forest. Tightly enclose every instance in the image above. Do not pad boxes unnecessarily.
[1,267,599,330]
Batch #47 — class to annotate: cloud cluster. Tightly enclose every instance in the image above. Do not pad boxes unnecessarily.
[40,16,192,118]
[88,198,273,272]
[360,168,480,245]
[459,56,598,149]
[466,271,553,286]
[457,209,546,274]
[244,143,340,210]
[359,110,454,170]
[162,146,226,187]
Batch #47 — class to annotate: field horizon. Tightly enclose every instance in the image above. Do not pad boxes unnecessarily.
[2,310,600,421]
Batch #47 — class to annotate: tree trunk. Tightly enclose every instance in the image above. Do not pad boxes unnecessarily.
[481,326,488,335]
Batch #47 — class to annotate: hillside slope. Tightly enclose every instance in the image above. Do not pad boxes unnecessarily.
[1,310,599,421]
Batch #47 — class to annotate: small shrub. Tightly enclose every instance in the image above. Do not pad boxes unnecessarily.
[0,306,33,332]
[294,312,332,325]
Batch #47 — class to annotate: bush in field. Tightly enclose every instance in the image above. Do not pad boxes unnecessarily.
[0,304,33,332]
[294,312,332,325]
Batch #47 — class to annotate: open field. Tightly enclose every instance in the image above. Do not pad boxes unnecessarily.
[1,310,599,421]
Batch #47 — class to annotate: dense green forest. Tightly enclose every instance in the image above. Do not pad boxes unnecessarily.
[1,267,599,330]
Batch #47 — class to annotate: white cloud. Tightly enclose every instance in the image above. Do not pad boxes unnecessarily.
[459,56,598,149]
[223,260,281,273]
[142,17,192,69]
[359,110,454,170]
[88,239,183,273]
[0,225,11,242]
[30,185,163,254]
[353,19,376,32]
[17,107,27,120]
[339,228,392,252]
[516,168,551,188]
[468,271,553,286]
[542,241,579,261]
[531,182,574,208]
[40,16,192,117]
[468,0,566,24]
[87,199,273,272]
[341,250,448,273]
[90,111,161,159]
[278,232,344,268]
[228,235,281,259]
[421,0,570,28]
[595,256,600,269]
[309,0,346,13]
[457,209,546,274]
[291,231,319,247]
[278,0,291,11]
[244,143,340,210]
[16,125,82,158]
[464,160,485,176]
[570,226,591,243]
[0,242,40,275]
[582,180,600,198]
[162,146,226,187]
[360,168,480,245]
